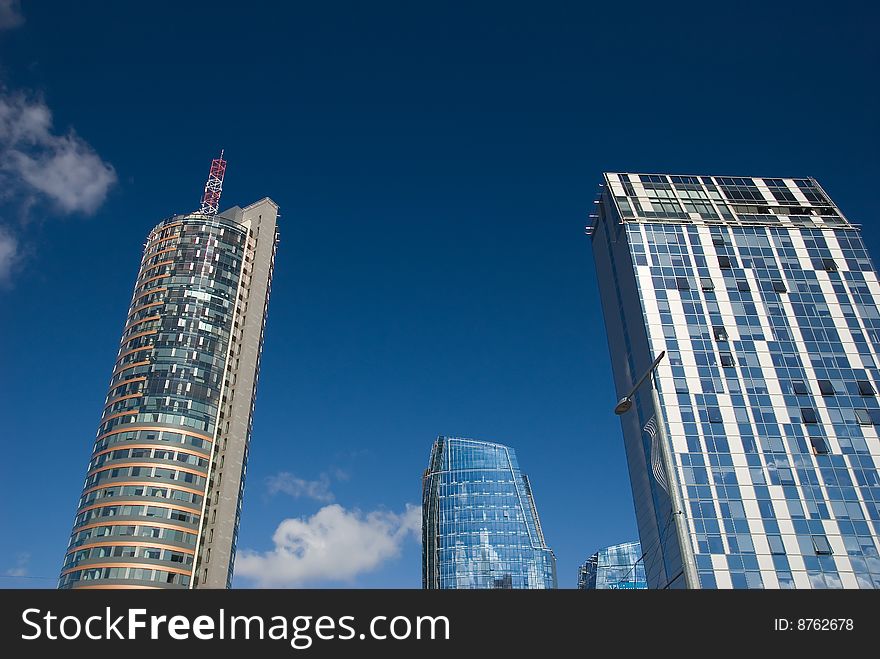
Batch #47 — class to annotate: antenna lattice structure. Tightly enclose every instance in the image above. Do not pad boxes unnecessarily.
[199,150,227,216]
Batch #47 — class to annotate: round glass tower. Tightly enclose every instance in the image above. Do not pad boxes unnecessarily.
[422,436,557,589]
[60,200,278,589]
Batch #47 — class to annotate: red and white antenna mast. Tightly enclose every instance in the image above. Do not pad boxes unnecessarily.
[199,149,227,216]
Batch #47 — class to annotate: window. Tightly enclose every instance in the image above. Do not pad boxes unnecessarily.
[720,352,735,367]
[712,235,726,246]
[855,409,872,425]
[857,380,876,396]
[812,535,832,555]
[822,258,837,272]
[810,437,829,455]
[801,408,818,424]
[768,535,785,555]
[736,280,750,291]
[707,407,723,423]
[777,467,795,485]
[772,280,787,293]
[792,380,809,395]
[674,378,688,393]
[701,277,714,291]
[718,255,732,269]
[713,326,728,341]
[818,380,835,396]
[676,277,690,291]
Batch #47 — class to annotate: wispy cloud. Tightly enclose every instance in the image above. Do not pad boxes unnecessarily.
[0,92,117,214]
[0,0,24,31]
[0,226,18,284]
[267,472,336,503]
[4,552,30,577]
[0,89,116,285]
[235,504,421,587]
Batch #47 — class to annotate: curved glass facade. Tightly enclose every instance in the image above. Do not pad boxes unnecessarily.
[422,436,557,589]
[61,200,278,589]
[578,541,648,589]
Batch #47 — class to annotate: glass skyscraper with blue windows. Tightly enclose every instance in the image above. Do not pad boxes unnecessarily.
[422,436,557,589]
[578,541,647,589]
[60,199,279,589]
[590,173,880,589]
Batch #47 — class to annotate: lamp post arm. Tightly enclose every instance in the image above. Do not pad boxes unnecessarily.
[622,350,666,402]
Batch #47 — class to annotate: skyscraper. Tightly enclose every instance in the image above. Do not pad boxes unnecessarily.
[578,541,647,590]
[590,173,880,589]
[60,159,279,589]
[422,436,557,589]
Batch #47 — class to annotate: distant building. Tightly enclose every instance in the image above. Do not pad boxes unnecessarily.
[578,541,647,589]
[422,436,557,589]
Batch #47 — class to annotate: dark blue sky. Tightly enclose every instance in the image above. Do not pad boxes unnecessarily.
[0,1,877,587]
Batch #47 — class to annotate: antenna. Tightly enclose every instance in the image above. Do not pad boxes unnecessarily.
[199,149,227,216]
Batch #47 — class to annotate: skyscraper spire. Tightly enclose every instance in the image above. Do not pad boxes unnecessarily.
[199,150,227,216]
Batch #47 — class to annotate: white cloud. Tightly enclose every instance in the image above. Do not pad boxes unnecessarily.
[0,92,117,214]
[267,472,335,503]
[235,504,421,587]
[4,552,30,577]
[0,0,24,31]
[0,227,18,283]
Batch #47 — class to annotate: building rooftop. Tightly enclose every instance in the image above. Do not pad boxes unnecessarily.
[586,172,853,236]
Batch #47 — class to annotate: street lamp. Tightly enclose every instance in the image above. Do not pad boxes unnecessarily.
[614,350,700,589]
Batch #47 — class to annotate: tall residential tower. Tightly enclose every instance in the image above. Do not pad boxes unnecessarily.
[60,156,279,589]
[422,436,557,589]
[590,173,880,589]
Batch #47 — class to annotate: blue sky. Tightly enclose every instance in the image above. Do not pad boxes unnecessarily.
[0,0,877,588]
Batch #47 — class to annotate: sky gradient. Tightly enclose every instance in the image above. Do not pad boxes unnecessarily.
[0,0,877,588]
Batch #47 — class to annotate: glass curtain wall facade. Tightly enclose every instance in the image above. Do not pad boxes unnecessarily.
[422,436,557,589]
[590,173,880,589]
[578,541,647,589]
[60,199,279,589]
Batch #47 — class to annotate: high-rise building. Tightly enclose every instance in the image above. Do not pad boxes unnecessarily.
[422,436,557,589]
[60,160,279,589]
[578,541,647,589]
[589,173,880,589]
